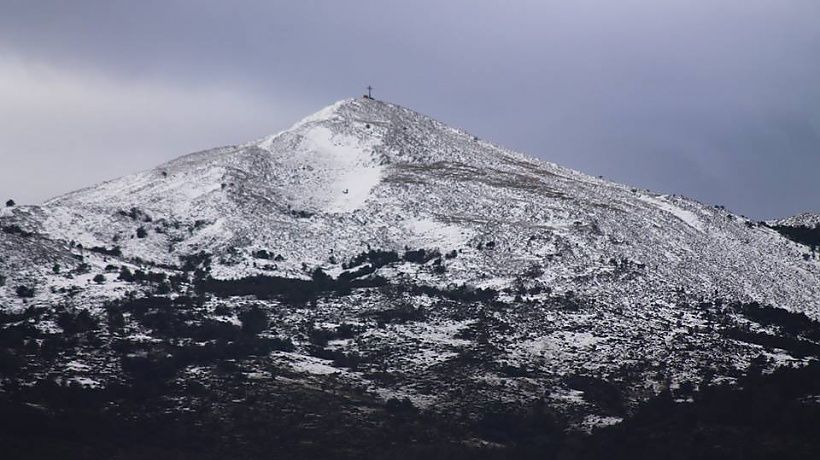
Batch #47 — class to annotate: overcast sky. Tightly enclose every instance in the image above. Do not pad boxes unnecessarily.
[1,0,818,219]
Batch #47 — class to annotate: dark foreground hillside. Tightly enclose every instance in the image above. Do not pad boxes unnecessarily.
[3,287,820,460]
[2,362,820,460]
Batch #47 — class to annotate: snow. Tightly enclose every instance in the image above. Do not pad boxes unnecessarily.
[550,388,587,404]
[581,415,623,431]
[521,331,605,355]
[396,320,474,348]
[771,212,820,228]
[278,352,340,375]
[22,97,820,324]
[69,377,102,388]
[127,332,162,343]
[637,194,704,232]
[300,126,383,213]
[372,387,438,409]
[65,360,91,371]
[406,218,470,249]
[297,99,350,125]
[255,99,350,151]
[244,371,273,380]
[762,349,804,367]
[330,167,383,213]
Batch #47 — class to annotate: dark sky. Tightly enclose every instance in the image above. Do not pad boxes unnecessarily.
[1,0,818,219]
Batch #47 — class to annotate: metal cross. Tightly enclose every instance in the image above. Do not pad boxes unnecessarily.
[367,85,373,99]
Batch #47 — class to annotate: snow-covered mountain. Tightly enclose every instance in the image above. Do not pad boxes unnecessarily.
[4,97,819,314]
[771,212,820,228]
[2,97,820,456]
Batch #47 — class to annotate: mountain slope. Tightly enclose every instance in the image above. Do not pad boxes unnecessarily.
[2,97,820,449]
[6,96,818,315]
[771,212,820,229]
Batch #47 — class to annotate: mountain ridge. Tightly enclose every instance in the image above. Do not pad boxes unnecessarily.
[771,212,820,228]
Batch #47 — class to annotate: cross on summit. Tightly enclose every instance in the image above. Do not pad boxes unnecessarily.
[366,85,373,99]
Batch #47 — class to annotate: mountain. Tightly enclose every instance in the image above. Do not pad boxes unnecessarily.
[5,97,819,311]
[767,212,820,250]
[2,97,820,459]
[770,212,820,229]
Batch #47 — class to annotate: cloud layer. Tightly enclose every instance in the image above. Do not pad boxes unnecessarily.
[1,0,818,218]
[0,56,309,203]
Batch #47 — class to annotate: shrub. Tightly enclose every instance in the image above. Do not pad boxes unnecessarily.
[136,227,148,238]
[736,301,820,341]
[403,248,440,264]
[343,249,400,269]
[118,266,135,282]
[75,263,91,274]
[252,250,272,260]
[565,375,625,415]
[57,309,99,334]
[335,323,360,339]
[106,306,125,332]
[118,207,152,222]
[189,319,241,341]
[385,397,417,415]
[1,225,34,237]
[200,272,386,303]
[88,246,122,257]
[401,283,498,303]
[156,282,171,294]
[15,286,34,298]
[133,270,166,284]
[307,345,361,369]
[770,224,820,247]
[93,274,106,284]
[371,303,426,326]
[239,306,268,335]
[311,267,332,283]
[5,199,14,207]
[290,210,314,218]
[524,264,544,278]
[180,252,212,271]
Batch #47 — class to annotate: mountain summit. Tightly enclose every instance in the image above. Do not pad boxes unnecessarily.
[2,97,820,456]
[10,96,819,312]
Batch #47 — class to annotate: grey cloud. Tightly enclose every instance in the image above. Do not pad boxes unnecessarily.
[0,0,818,218]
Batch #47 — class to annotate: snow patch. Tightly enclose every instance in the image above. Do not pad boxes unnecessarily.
[280,353,341,375]
[581,414,623,431]
[69,377,102,388]
[330,166,383,212]
[292,125,383,213]
[637,194,704,232]
[406,218,469,248]
[517,331,606,361]
[65,361,91,372]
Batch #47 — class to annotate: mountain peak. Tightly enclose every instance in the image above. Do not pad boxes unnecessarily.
[18,98,820,319]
